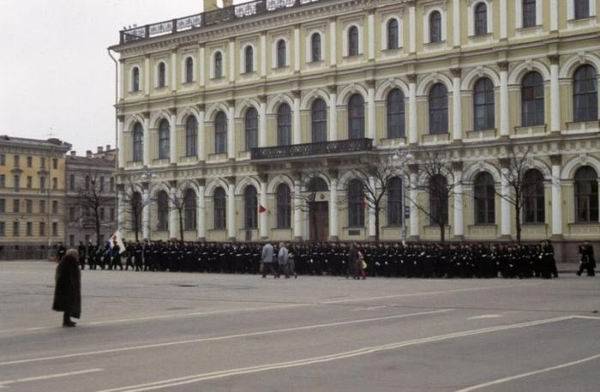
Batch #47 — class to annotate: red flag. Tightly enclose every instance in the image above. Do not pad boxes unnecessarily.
[258,205,267,213]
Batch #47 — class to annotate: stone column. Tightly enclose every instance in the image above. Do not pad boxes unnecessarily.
[328,85,337,141]
[260,33,267,77]
[329,18,337,67]
[500,162,511,238]
[258,96,267,147]
[117,185,126,232]
[117,115,125,169]
[294,25,301,73]
[169,109,177,165]
[142,112,151,166]
[228,39,235,83]
[367,80,376,144]
[452,162,464,239]
[499,62,510,137]
[409,3,416,54]
[144,55,151,96]
[551,155,563,237]
[227,180,236,241]
[550,0,559,32]
[409,165,420,240]
[168,186,179,240]
[259,176,268,240]
[198,46,205,87]
[293,178,303,240]
[170,50,177,92]
[499,0,508,39]
[227,100,236,160]
[329,177,339,241]
[197,105,206,161]
[549,55,561,134]
[142,186,151,240]
[408,75,418,145]
[293,90,302,145]
[197,181,206,241]
[451,68,462,141]
[119,60,125,99]
[453,0,460,47]
[367,10,375,61]
[368,176,376,240]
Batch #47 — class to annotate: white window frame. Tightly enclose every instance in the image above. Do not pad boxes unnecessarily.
[515,0,543,29]
[381,15,403,50]
[210,49,225,79]
[567,0,597,20]
[342,23,364,57]
[154,60,168,88]
[130,64,142,92]
[271,37,291,69]
[423,7,447,44]
[305,30,325,63]
[468,0,494,36]
[181,55,195,84]
[240,43,257,74]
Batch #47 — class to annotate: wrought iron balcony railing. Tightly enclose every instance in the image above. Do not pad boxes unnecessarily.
[251,138,373,160]
[119,0,327,44]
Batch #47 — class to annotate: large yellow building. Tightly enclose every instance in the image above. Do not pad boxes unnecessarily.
[0,136,71,259]
[111,0,600,260]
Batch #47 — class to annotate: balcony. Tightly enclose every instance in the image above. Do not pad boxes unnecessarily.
[251,138,373,161]
[119,0,328,45]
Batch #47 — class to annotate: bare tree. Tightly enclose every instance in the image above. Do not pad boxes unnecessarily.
[76,170,114,246]
[118,179,155,242]
[167,187,186,243]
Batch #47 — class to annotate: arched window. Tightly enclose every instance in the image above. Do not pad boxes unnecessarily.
[184,189,197,231]
[387,177,403,226]
[387,88,405,138]
[244,186,258,230]
[575,166,599,223]
[429,11,442,43]
[523,169,545,224]
[156,190,169,231]
[575,0,590,19]
[573,65,598,122]
[474,2,488,36]
[311,98,327,142]
[213,187,226,230]
[277,103,292,146]
[348,94,365,139]
[348,179,365,227]
[157,62,166,88]
[214,52,223,78]
[131,191,143,232]
[185,116,198,157]
[244,46,254,73]
[521,71,544,127]
[474,172,495,224]
[214,111,227,154]
[473,77,495,131]
[158,119,170,160]
[185,57,194,83]
[387,19,399,49]
[429,174,448,225]
[429,83,448,134]
[276,183,291,229]
[132,67,140,92]
[348,26,359,56]
[132,122,143,162]
[277,40,286,68]
[308,177,329,192]
[245,108,258,150]
[311,33,322,62]
[522,0,536,28]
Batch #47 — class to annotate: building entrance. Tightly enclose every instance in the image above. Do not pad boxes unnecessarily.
[309,201,329,241]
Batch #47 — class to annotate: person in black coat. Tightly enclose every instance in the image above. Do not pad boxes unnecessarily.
[577,242,596,277]
[52,249,81,327]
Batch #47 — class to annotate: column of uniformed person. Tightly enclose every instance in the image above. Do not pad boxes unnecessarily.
[72,239,581,280]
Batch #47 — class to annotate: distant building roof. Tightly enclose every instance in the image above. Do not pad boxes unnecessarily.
[0,134,72,152]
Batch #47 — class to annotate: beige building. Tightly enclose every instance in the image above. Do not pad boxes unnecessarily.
[111,0,600,260]
[0,136,71,259]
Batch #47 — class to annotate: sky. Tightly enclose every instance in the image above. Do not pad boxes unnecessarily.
[0,0,227,154]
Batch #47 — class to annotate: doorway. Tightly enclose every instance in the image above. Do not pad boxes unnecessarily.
[309,201,329,242]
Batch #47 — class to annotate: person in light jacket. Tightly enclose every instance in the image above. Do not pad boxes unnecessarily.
[261,242,277,278]
[278,242,290,279]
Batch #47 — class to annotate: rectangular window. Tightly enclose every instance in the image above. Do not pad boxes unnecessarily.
[0,153,5,165]
[26,199,32,213]
[100,208,105,221]
[110,208,115,222]
[13,222,19,237]
[40,157,46,169]
[13,155,19,167]
[522,0,537,28]
[110,178,115,192]
[100,177,105,192]
[52,200,58,214]
[69,206,76,221]
[27,176,32,189]
[13,175,20,192]
[13,199,19,213]
[53,158,58,170]
[27,156,32,167]
[575,0,590,20]
[26,222,33,236]
[39,222,45,236]
[0,199,4,213]
[40,200,46,214]
[85,234,90,243]
[0,222,5,237]
[52,222,58,237]
[40,176,46,191]
[0,174,4,188]
[52,177,57,190]
[69,175,75,191]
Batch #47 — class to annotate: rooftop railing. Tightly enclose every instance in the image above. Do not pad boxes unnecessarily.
[251,138,373,160]
[120,0,324,44]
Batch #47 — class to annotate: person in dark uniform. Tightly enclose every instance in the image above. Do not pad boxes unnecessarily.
[56,243,67,262]
[77,241,87,270]
[577,241,596,277]
[52,249,81,327]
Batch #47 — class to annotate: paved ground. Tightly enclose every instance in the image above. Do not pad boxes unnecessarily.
[0,261,598,392]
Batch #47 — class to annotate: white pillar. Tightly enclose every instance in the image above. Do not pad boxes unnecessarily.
[143,115,151,166]
[169,188,179,240]
[117,117,125,169]
[453,0,460,47]
[259,180,268,239]
[197,184,206,240]
[409,171,419,238]
[550,0,559,32]
[550,57,561,133]
[119,60,125,99]
[329,18,337,67]
[499,0,508,39]
[367,83,376,143]
[260,33,267,77]
[198,46,205,87]
[329,178,339,240]
[500,167,511,237]
[409,4,416,53]
[453,167,464,238]
[329,89,338,141]
[227,103,236,160]
[368,177,376,239]
[228,39,235,83]
[144,56,150,95]
[293,181,303,240]
[294,26,301,73]
[169,112,177,164]
[293,92,301,144]
[117,189,126,232]
[227,182,236,240]
[551,160,563,236]
[197,108,206,161]
[368,11,375,61]
[258,99,267,147]
[452,70,462,141]
[142,188,151,240]
[499,64,509,137]
[408,78,418,144]
[170,50,177,92]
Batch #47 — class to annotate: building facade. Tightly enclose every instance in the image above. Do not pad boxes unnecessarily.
[0,136,71,259]
[111,0,600,261]
[64,146,117,248]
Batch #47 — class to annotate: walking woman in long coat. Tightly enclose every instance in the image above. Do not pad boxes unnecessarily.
[52,249,81,327]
